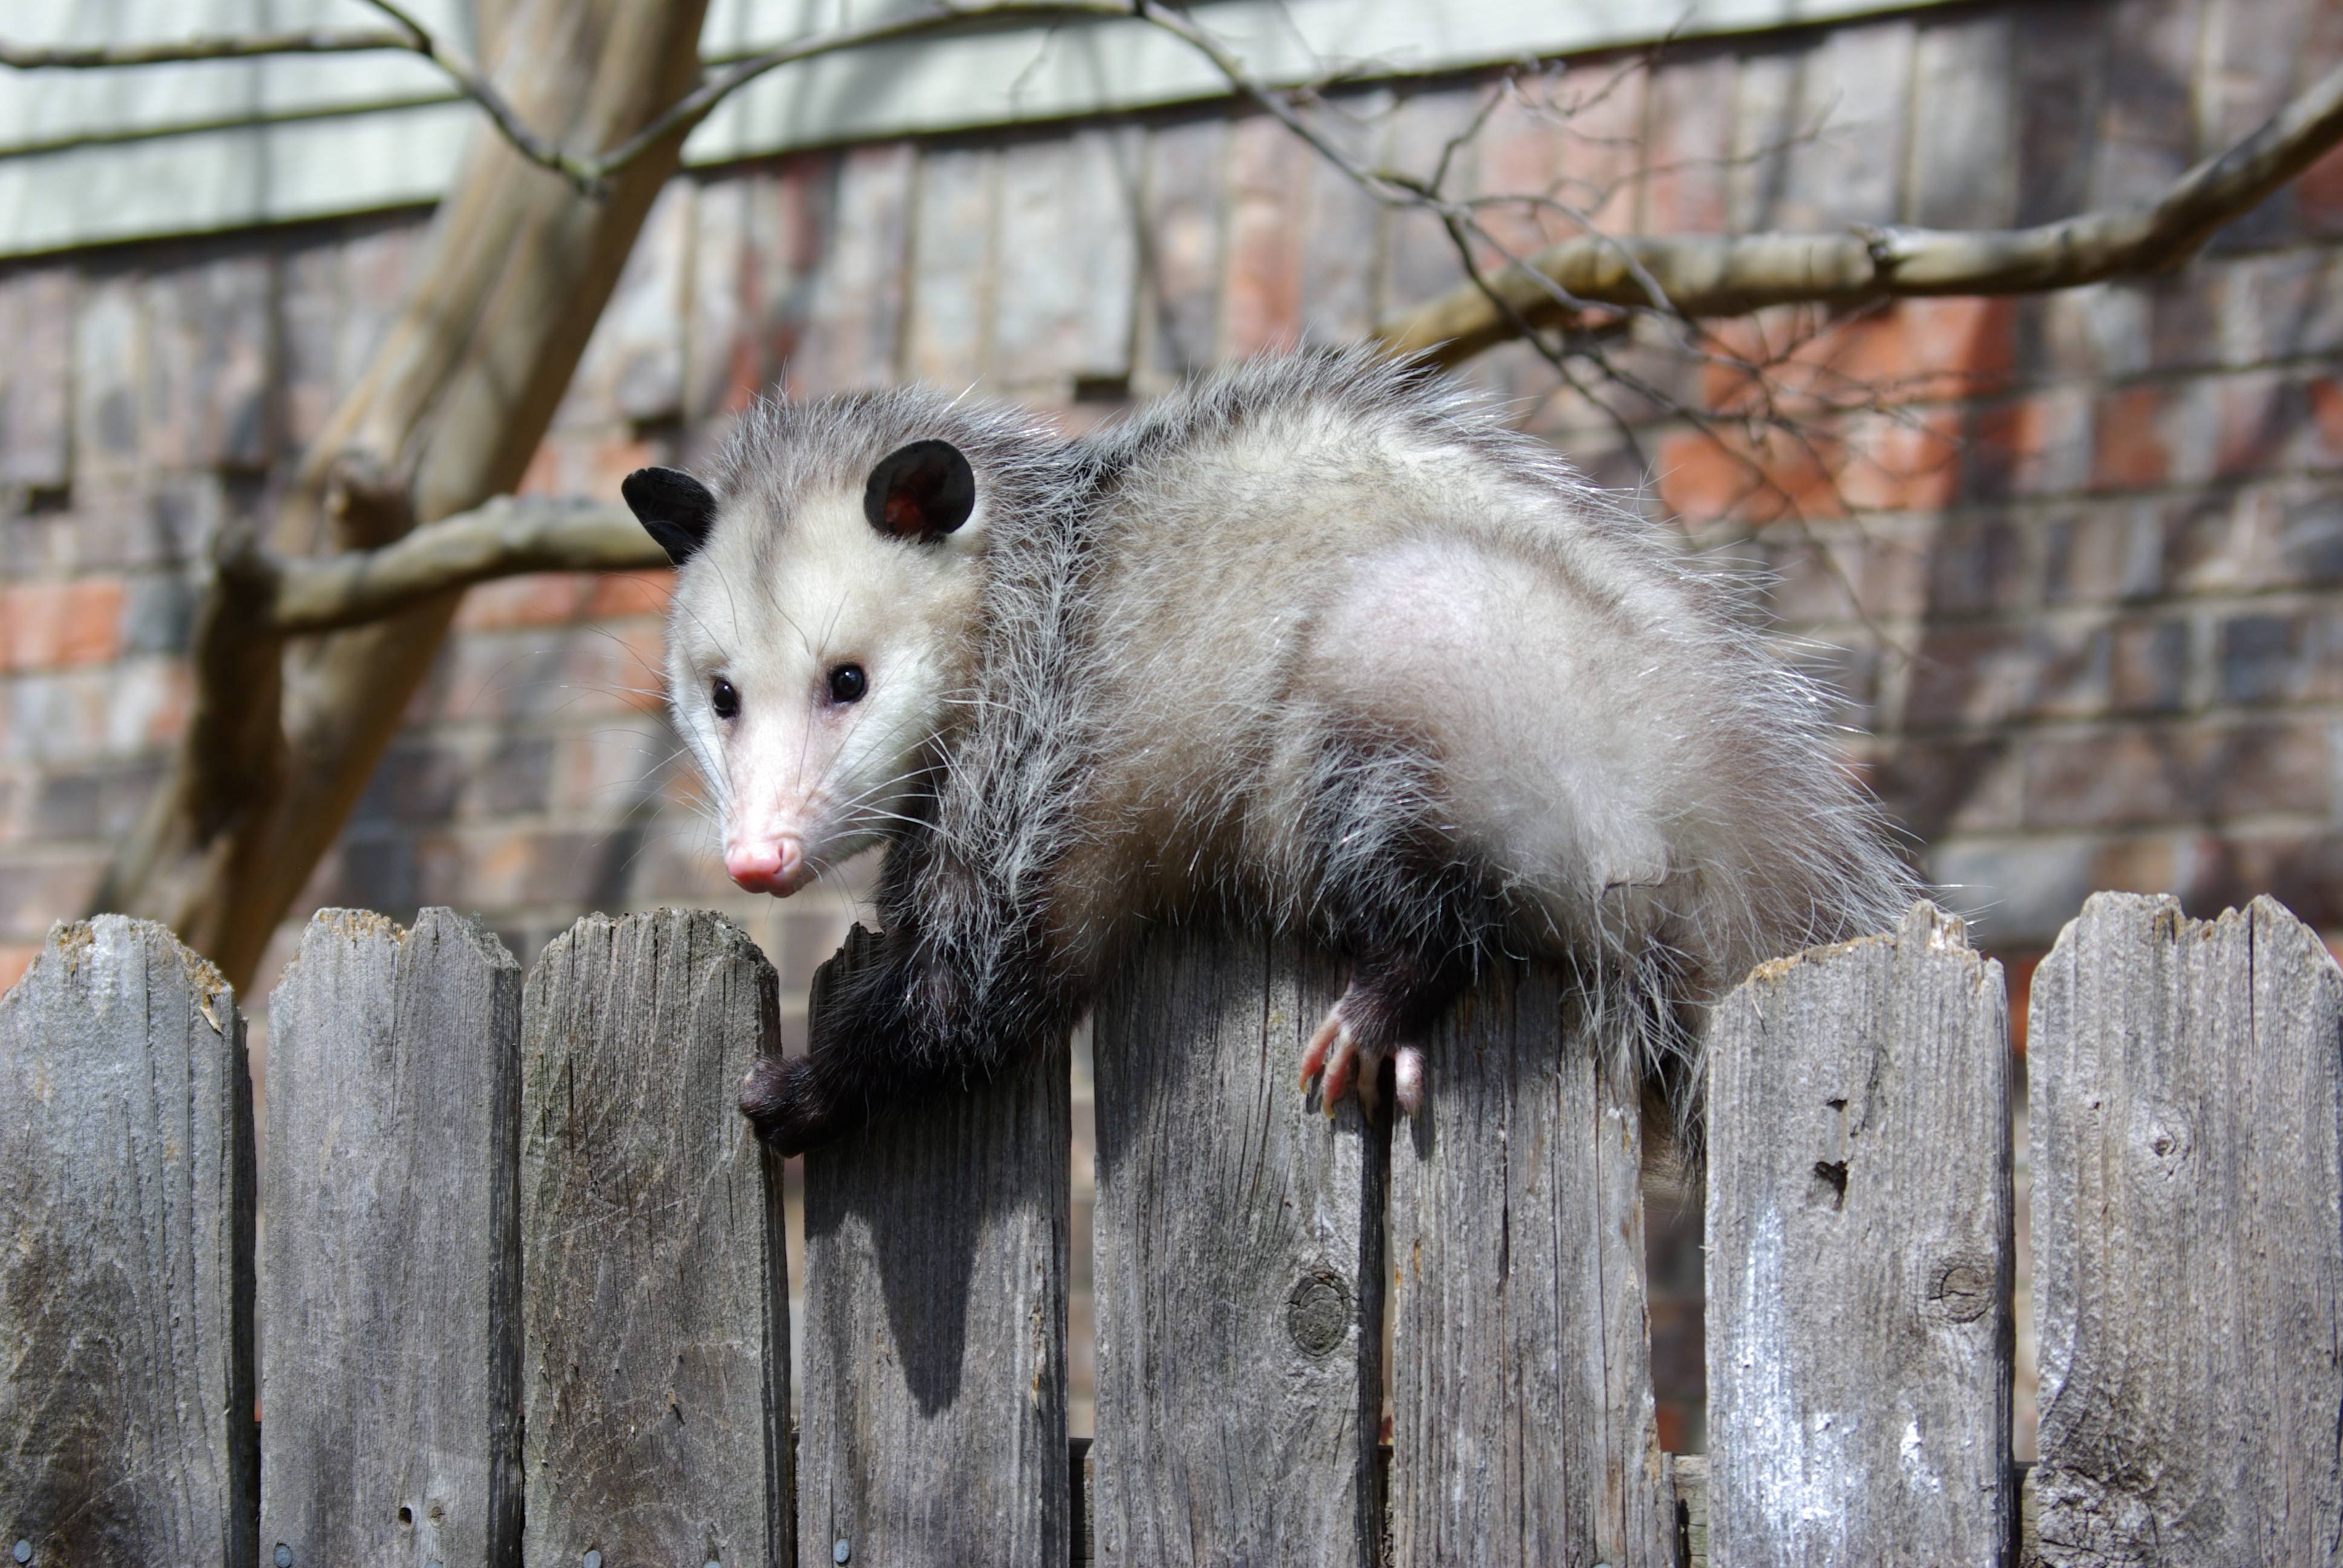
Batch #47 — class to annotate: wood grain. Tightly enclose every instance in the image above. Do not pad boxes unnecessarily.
[1089,929,1384,1568]
[0,917,257,1567]
[2029,893,2343,1566]
[1704,902,2013,1567]
[520,909,791,1568]
[796,926,1070,1567]
[1389,958,1678,1568]
[258,907,522,1568]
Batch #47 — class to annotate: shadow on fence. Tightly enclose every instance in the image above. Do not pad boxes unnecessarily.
[2,892,2339,1566]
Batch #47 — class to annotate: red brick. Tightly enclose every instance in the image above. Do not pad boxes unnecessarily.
[2091,384,2172,491]
[2296,141,2343,237]
[453,573,595,632]
[1720,299,2018,413]
[1831,407,1963,512]
[1655,425,1841,527]
[2303,377,2343,468]
[587,569,675,619]
[2,578,125,670]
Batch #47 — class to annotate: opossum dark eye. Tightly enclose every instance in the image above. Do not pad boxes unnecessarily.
[827,664,868,704]
[710,677,740,719]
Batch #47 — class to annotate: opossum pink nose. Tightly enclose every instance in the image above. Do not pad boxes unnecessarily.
[726,835,806,897]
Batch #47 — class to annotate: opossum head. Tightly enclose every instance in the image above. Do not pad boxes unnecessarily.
[626,439,987,897]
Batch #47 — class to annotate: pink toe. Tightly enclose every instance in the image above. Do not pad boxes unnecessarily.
[1394,1047,1425,1115]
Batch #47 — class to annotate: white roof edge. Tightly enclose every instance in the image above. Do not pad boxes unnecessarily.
[0,0,1953,259]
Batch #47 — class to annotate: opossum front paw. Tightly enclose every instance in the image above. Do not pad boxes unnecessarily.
[739,1056,850,1156]
[1300,994,1427,1120]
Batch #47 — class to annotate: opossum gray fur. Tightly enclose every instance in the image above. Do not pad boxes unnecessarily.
[625,348,1915,1157]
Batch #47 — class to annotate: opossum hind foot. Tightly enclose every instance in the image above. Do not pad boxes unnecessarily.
[1301,1001,1426,1119]
[1301,946,1468,1119]
[741,1055,853,1157]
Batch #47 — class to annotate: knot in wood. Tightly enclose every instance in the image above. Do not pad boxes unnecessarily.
[1285,1270,1352,1358]
[1928,1258,1994,1324]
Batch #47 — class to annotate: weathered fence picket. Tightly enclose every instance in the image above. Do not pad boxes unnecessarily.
[1703,902,2013,1568]
[0,918,257,1568]
[1088,931,1384,1568]
[519,910,793,1568]
[1388,959,1677,1568]
[8,889,2343,1564]
[796,926,1071,1567]
[260,908,522,1568]
[2028,893,2343,1566]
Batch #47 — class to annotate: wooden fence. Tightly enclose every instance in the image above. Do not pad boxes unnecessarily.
[1,892,2338,1566]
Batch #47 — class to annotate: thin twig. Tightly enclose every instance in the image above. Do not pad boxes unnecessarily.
[1379,57,2343,359]
[0,30,413,68]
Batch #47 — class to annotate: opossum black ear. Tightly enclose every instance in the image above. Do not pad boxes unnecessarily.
[622,466,719,565]
[864,440,975,541]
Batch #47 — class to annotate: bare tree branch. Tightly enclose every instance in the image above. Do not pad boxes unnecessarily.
[125,32,2343,647]
[1378,57,2343,362]
[268,498,661,636]
[0,30,413,68]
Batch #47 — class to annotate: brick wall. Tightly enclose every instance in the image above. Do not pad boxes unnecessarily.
[4,0,2341,1446]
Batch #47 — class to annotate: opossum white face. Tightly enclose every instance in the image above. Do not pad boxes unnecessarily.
[624,443,986,897]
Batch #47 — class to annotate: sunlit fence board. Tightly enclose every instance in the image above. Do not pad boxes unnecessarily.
[1704,902,2013,1568]
[259,908,522,1568]
[2029,893,2343,1566]
[1389,959,1680,1568]
[0,918,257,1568]
[520,910,793,1568]
[1089,930,1386,1568]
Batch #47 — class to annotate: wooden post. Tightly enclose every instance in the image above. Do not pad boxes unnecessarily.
[2029,893,2343,1565]
[1089,930,1385,1568]
[1703,902,2013,1567]
[520,910,792,1567]
[258,908,522,1568]
[1388,959,1679,1568]
[796,927,1071,1567]
[0,918,258,1567]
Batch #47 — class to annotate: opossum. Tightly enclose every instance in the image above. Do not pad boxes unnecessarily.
[624,349,1914,1157]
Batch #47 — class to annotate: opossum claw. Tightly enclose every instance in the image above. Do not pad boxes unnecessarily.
[1303,998,1398,1120]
